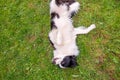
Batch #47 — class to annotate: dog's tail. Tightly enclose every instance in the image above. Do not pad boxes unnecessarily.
[74,24,96,35]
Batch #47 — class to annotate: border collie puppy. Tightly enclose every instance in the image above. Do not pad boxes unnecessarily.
[49,0,96,68]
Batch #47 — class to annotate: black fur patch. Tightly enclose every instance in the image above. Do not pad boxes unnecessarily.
[51,12,60,19]
[60,55,78,68]
[51,20,57,30]
[55,0,75,6]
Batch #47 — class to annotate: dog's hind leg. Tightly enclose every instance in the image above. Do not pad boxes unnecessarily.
[69,2,80,17]
[74,24,96,35]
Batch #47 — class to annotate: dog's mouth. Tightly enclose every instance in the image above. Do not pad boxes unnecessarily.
[52,58,65,68]
[52,58,59,64]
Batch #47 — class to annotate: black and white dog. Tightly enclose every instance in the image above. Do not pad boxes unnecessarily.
[49,0,96,68]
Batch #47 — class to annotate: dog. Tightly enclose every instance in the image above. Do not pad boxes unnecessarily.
[49,0,96,68]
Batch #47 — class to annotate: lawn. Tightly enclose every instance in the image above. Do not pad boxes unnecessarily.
[0,0,120,80]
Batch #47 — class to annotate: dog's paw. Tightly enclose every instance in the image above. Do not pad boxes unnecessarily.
[89,24,96,30]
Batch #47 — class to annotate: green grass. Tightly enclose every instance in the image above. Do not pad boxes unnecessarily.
[0,0,120,80]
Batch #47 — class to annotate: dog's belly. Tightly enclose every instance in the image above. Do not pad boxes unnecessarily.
[54,42,79,57]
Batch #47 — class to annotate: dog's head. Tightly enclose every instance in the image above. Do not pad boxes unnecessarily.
[52,55,78,68]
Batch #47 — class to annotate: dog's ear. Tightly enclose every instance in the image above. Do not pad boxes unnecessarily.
[70,56,78,67]
[61,56,71,67]
[60,56,78,68]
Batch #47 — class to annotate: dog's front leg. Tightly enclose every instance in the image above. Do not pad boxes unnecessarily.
[56,31,63,45]
[74,24,96,35]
